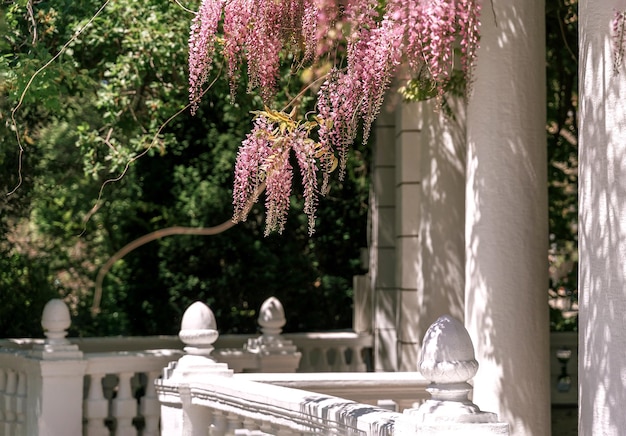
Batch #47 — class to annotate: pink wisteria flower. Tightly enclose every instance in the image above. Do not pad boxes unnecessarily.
[188,0,223,115]
[263,143,293,235]
[457,0,481,93]
[232,115,272,224]
[612,10,626,74]
[232,111,321,235]
[190,0,482,234]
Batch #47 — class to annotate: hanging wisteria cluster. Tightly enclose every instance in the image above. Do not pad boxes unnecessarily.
[612,10,626,74]
[189,0,481,235]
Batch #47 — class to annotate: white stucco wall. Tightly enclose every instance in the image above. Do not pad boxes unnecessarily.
[578,1,626,435]
[465,0,550,435]
[395,100,466,372]
[370,97,466,372]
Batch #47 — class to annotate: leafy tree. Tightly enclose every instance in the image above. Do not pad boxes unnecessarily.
[1,0,368,337]
[1,0,579,339]
[546,0,578,331]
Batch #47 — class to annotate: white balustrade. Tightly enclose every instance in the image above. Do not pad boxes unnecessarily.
[285,332,373,372]
[1,298,519,435]
[82,350,182,436]
[0,299,184,436]
[158,366,402,435]
[157,304,510,435]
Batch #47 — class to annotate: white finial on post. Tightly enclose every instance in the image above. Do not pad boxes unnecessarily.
[399,315,509,434]
[246,297,301,372]
[258,297,286,338]
[170,301,232,380]
[30,299,83,359]
[179,301,219,357]
[41,298,72,344]
[413,315,494,422]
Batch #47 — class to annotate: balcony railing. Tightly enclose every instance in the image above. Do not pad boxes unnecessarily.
[157,301,508,435]
[0,297,514,435]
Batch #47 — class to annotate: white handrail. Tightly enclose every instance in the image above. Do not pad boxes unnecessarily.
[236,371,429,411]
[157,373,402,435]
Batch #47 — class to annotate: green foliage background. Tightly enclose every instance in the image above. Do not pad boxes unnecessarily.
[1,0,579,337]
[1,0,369,337]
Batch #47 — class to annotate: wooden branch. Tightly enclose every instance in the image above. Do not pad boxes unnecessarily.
[92,182,265,315]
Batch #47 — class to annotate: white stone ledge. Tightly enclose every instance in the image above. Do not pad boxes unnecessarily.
[236,371,429,405]
[158,376,402,435]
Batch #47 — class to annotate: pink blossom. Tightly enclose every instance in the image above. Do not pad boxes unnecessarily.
[233,112,322,235]
[264,144,293,235]
[457,0,481,94]
[188,0,223,115]
[612,10,626,73]
[292,131,319,234]
[223,0,253,97]
[245,0,284,103]
[190,0,483,235]
[232,116,272,223]
[316,69,359,183]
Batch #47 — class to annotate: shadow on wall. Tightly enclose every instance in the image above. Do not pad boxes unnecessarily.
[578,5,626,431]
[417,96,467,341]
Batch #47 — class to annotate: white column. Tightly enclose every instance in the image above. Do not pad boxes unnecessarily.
[578,2,626,435]
[465,0,550,435]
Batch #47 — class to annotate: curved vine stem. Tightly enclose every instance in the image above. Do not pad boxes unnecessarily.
[92,181,265,315]
[279,72,331,113]
[171,0,197,15]
[8,0,112,196]
[81,67,222,233]
[92,223,235,315]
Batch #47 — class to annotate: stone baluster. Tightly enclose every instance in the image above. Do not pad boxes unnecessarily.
[211,411,228,436]
[274,425,293,436]
[242,416,259,432]
[3,370,16,435]
[225,412,243,435]
[321,347,332,372]
[14,372,25,434]
[399,315,509,434]
[259,421,273,434]
[337,345,349,371]
[246,297,301,373]
[0,369,5,430]
[112,371,136,436]
[312,347,325,372]
[84,372,110,436]
[351,345,367,372]
[140,370,161,436]
[296,348,310,372]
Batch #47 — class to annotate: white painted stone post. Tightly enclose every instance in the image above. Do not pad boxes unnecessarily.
[578,2,626,434]
[371,104,399,371]
[157,301,233,436]
[28,299,87,436]
[399,315,508,435]
[464,0,550,434]
[395,97,466,372]
[246,297,301,372]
